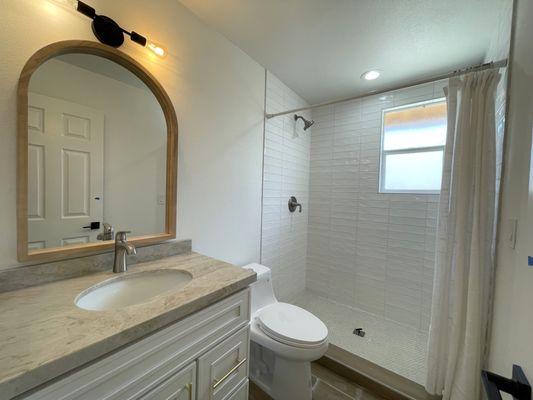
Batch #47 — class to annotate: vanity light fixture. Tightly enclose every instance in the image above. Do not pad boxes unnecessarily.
[361,70,381,81]
[48,0,167,58]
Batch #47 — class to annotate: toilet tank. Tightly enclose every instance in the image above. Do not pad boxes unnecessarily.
[243,263,277,315]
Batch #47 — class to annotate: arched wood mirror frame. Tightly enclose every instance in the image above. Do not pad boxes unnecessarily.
[17,41,178,262]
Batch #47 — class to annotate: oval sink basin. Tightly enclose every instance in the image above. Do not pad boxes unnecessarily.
[75,269,193,311]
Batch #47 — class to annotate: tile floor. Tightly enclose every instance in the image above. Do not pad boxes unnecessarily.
[249,362,387,400]
[292,290,428,385]
[311,363,387,400]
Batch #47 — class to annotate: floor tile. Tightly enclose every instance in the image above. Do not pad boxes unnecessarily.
[292,290,428,385]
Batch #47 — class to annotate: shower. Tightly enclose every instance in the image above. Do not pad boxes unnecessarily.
[294,114,314,130]
[263,74,453,386]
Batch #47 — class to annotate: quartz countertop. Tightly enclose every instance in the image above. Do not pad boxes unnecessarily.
[0,251,256,399]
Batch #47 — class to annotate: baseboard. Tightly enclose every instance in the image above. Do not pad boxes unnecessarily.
[317,344,441,400]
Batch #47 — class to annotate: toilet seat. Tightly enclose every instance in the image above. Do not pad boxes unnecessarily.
[256,303,328,348]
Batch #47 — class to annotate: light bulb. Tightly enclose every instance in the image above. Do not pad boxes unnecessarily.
[147,41,167,58]
[48,0,78,10]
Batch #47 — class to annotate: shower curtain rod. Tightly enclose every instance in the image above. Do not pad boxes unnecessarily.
[265,58,508,119]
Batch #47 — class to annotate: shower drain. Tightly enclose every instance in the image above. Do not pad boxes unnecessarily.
[353,328,366,337]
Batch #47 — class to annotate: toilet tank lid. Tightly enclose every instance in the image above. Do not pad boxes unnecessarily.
[243,263,271,278]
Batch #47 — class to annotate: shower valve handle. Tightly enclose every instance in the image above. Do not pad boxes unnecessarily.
[288,196,302,213]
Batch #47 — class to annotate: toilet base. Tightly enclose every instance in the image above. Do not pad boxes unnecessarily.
[271,356,313,400]
[250,341,315,400]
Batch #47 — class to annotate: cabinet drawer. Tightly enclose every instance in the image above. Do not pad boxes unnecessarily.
[140,362,195,400]
[225,379,248,400]
[198,326,249,400]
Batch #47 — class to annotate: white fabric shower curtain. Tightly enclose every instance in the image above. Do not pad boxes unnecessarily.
[426,70,500,400]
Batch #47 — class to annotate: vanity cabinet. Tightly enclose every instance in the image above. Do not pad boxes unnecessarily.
[21,289,250,400]
[140,362,195,400]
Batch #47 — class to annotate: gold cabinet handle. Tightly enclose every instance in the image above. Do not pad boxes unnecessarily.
[187,382,192,400]
[176,382,192,400]
[212,358,247,390]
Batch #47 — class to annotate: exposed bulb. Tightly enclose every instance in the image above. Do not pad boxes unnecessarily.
[48,0,78,10]
[147,41,166,58]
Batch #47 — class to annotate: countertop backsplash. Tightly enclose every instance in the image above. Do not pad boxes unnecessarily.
[0,240,192,293]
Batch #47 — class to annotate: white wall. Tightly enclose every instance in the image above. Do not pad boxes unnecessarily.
[489,0,533,379]
[0,0,265,269]
[30,58,167,238]
[261,72,310,300]
[307,82,446,330]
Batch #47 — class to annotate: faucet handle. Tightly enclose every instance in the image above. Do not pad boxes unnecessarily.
[115,231,131,241]
[288,196,303,213]
[102,223,114,233]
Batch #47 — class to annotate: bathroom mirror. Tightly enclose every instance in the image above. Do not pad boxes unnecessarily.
[17,41,178,261]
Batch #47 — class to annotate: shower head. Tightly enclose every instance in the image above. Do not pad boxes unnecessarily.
[294,114,314,131]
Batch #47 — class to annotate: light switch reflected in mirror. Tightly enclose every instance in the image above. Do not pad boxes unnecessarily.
[27,52,167,250]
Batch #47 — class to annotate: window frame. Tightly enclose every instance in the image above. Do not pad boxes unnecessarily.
[378,97,447,195]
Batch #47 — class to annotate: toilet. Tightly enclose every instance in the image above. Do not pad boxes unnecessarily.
[243,263,329,400]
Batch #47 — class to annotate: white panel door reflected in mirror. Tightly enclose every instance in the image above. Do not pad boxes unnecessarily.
[27,53,167,250]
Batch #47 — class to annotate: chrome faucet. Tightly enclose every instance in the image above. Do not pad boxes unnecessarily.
[113,231,136,273]
[97,223,115,241]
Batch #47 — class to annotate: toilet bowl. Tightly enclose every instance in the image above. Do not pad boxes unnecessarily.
[244,263,329,400]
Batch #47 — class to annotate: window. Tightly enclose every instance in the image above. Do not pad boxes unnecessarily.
[379,98,447,193]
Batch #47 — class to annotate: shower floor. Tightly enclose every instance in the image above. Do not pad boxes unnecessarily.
[291,290,428,386]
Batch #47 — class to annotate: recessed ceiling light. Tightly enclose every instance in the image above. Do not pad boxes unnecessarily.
[361,70,381,81]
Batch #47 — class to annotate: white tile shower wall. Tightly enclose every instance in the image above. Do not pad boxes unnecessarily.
[307,81,447,331]
[261,72,311,300]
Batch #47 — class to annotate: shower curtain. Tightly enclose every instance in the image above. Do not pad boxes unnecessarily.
[425,70,501,400]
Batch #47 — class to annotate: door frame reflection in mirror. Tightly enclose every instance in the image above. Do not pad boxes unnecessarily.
[17,40,178,262]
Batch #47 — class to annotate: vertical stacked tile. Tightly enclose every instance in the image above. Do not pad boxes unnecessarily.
[261,72,311,300]
[307,81,447,331]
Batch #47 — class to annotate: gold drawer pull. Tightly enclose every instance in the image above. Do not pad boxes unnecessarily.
[176,382,192,400]
[187,382,192,400]
[212,358,247,390]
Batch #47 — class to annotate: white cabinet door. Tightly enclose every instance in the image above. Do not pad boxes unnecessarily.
[198,326,249,400]
[140,362,196,400]
[28,92,104,249]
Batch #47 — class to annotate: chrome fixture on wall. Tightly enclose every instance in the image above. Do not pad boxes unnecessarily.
[288,196,302,213]
[294,114,314,131]
[48,0,166,57]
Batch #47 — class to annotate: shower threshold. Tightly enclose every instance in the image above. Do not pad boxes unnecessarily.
[291,290,428,386]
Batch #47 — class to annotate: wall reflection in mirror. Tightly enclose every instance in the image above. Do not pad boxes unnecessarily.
[27,53,167,250]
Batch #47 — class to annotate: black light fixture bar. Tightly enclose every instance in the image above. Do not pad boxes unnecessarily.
[50,0,166,57]
[129,31,147,47]
[76,1,95,19]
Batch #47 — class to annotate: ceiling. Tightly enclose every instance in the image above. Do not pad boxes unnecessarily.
[57,54,149,91]
[178,0,509,104]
